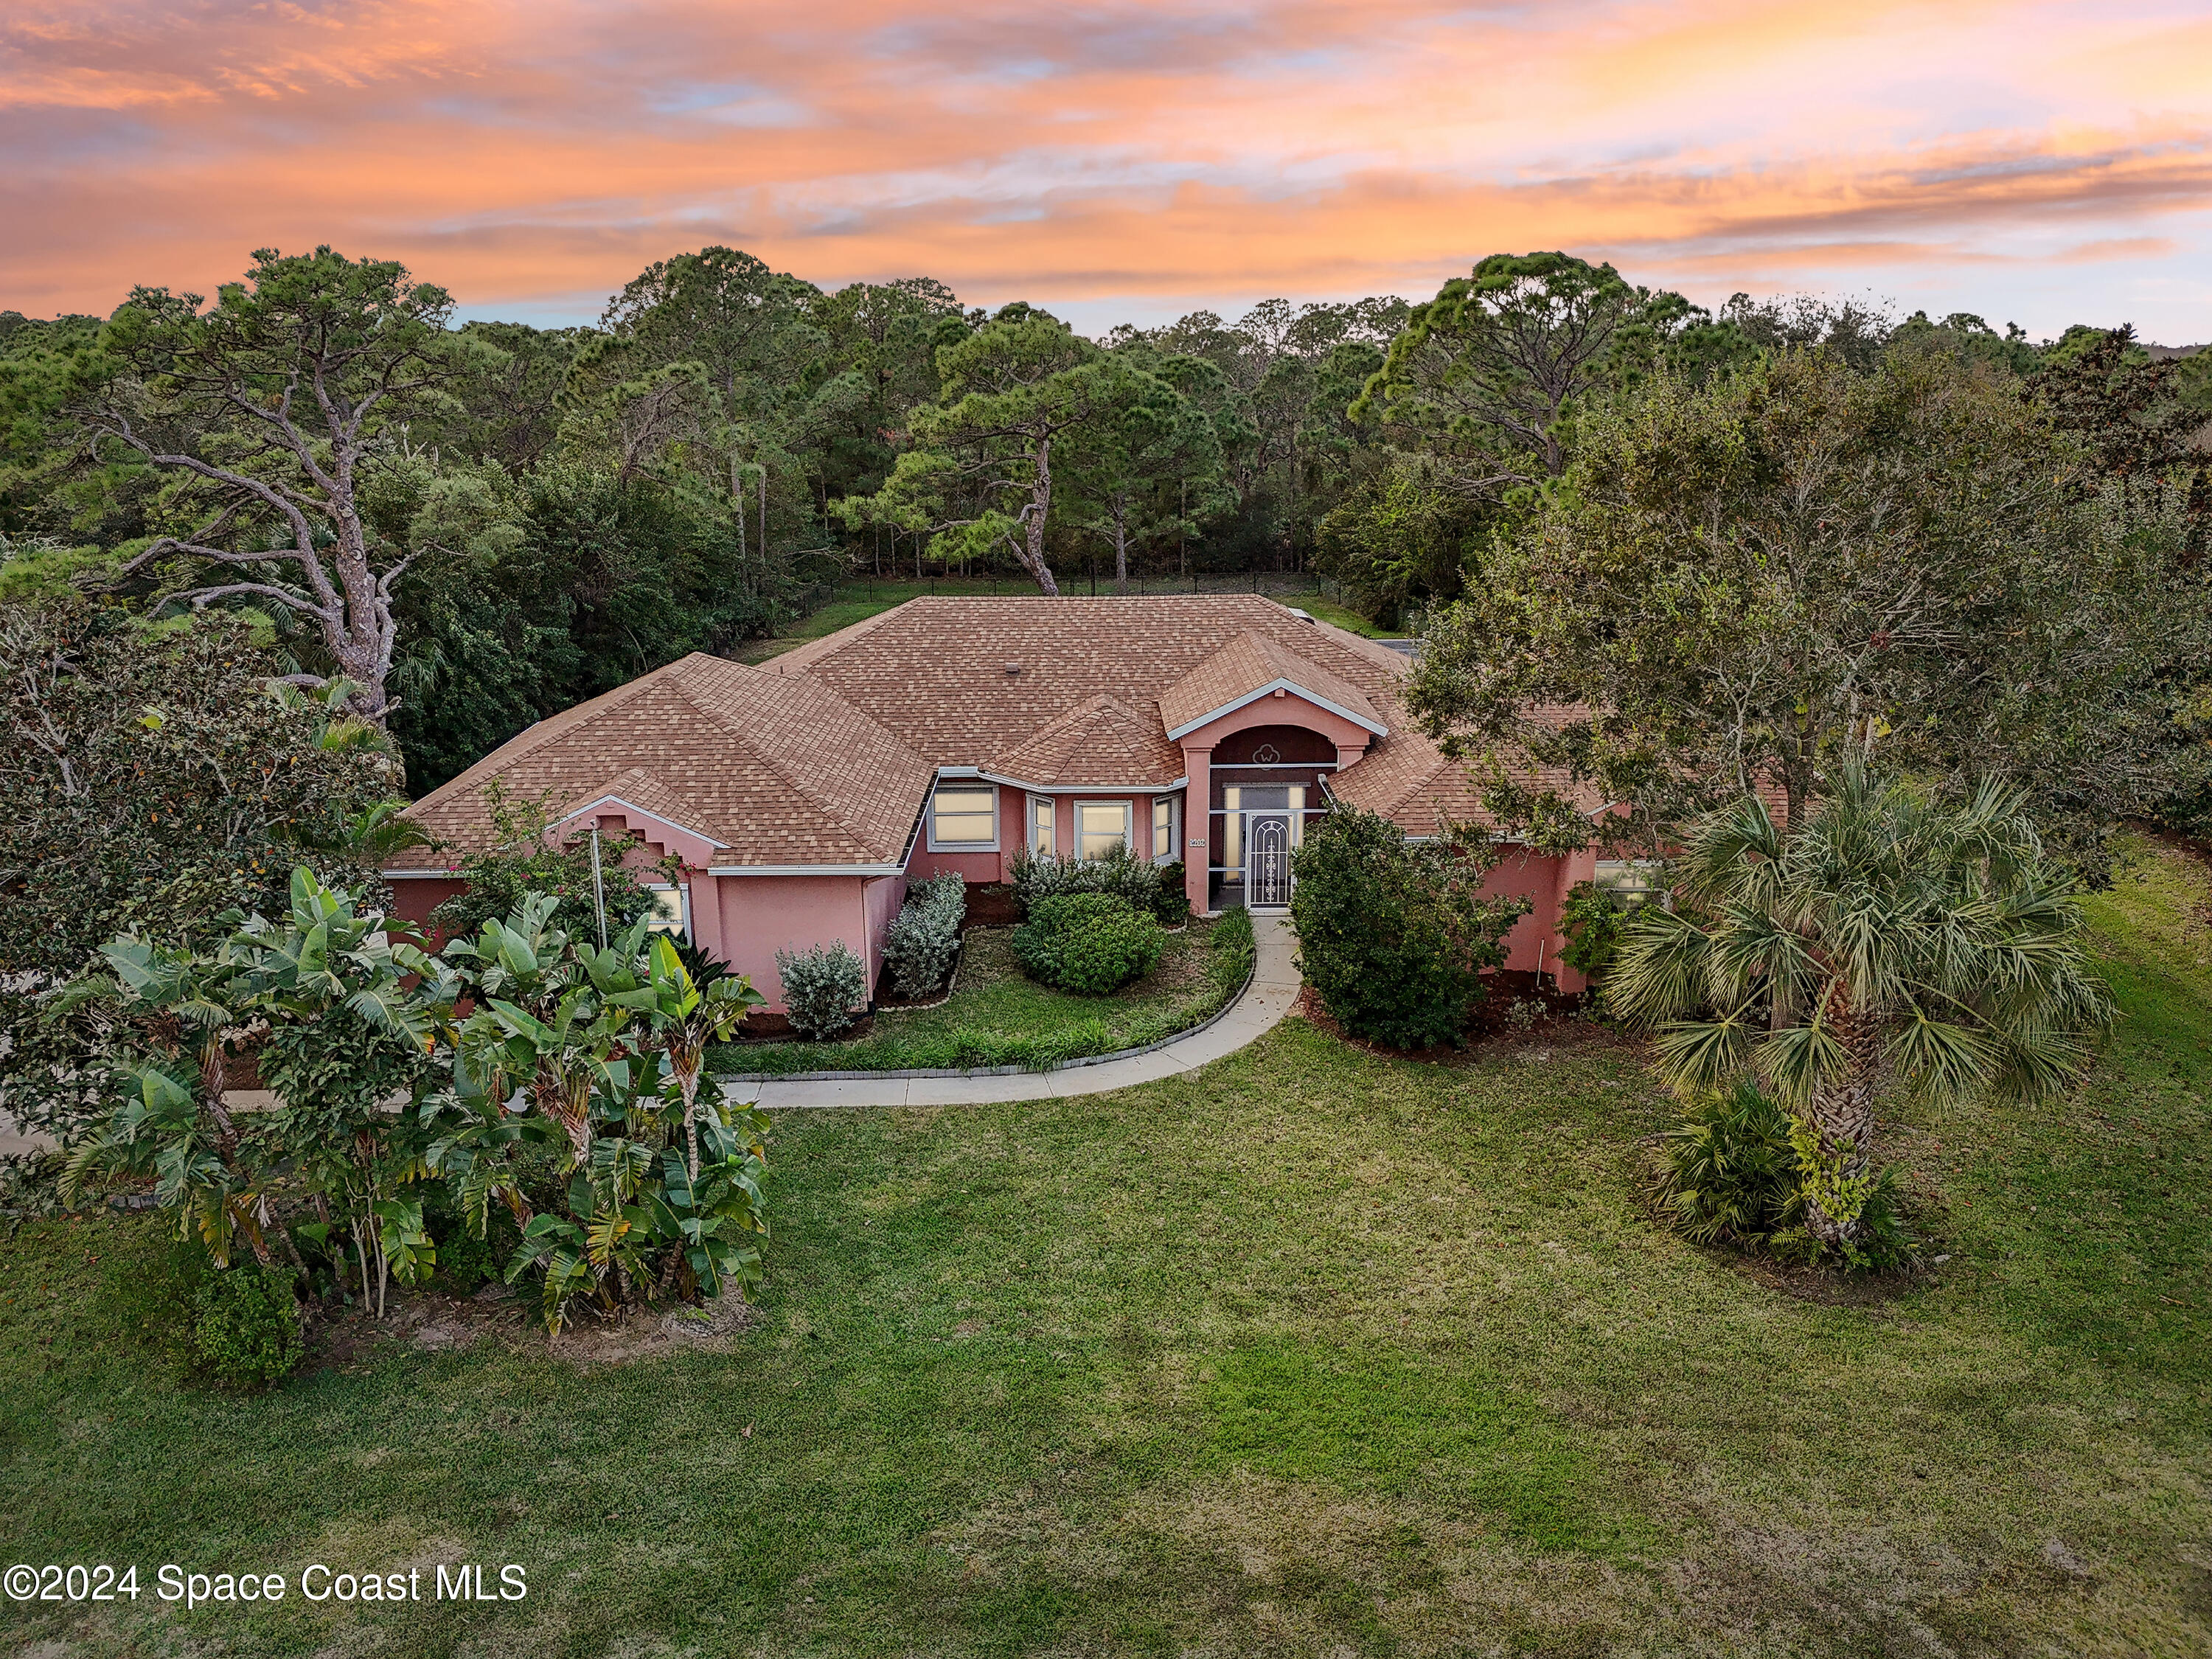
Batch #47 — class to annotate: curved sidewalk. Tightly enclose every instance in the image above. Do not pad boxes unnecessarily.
[720,915,1300,1110]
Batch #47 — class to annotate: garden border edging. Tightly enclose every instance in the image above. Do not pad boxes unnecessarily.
[712,957,1257,1084]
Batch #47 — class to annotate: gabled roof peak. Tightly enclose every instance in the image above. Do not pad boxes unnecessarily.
[1158,628,1386,741]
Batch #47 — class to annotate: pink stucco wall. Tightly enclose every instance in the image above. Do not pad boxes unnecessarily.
[1475,848,1590,993]
[904,782,1183,884]
[1175,692,1377,916]
[709,873,869,1013]
[386,876,465,942]
[860,872,908,992]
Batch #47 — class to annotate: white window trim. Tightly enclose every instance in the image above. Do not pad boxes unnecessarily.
[1027,793,1057,858]
[1150,795,1181,864]
[641,882,690,936]
[1074,798,1134,862]
[927,782,1001,853]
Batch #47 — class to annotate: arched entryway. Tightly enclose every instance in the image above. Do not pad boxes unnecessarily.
[1204,723,1336,913]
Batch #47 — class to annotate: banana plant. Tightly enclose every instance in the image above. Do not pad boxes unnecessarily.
[650,1106,771,1301]
[60,1059,274,1267]
[52,928,301,1271]
[419,1044,549,1245]
[505,1109,662,1332]
[229,867,449,1317]
[434,893,776,1334]
[605,933,765,1180]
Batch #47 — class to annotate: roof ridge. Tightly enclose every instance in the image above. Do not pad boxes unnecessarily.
[667,659,902,860]
[407,658,687,816]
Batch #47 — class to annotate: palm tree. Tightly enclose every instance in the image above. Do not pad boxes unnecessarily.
[1610,771,2112,1249]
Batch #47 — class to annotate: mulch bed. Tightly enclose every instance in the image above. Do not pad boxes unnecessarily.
[1294,973,1615,1063]
[961,885,1024,928]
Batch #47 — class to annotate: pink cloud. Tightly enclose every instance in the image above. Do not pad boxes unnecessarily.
[2,0,2208,335]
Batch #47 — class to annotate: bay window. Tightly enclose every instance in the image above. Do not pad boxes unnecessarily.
[1077,801,1131,861]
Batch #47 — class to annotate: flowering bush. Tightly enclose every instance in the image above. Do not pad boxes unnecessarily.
[775,941,869,1038]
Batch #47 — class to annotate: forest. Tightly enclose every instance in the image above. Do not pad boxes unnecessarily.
[1,244,2208,1091]
[4,245,2199,795]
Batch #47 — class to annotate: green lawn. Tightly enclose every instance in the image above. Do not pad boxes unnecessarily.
[2,844,2208,1655]
[1290,594,1400,639]
[715,919,1245,1075]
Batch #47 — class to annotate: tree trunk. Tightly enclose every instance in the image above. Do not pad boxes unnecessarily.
[675,1048,703,1183]
[1113,510,1128,591]
[1797,977,1883,1248]
[1021,437,1062,596]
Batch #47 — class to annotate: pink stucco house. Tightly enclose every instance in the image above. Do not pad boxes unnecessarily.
[390,596,1607,1010]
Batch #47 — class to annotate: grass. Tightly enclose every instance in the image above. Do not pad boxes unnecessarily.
[2,842,2208,1655]
[715,912,1253,1075]
[1290,594,1402,639]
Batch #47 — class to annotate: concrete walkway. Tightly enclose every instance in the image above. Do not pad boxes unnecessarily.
[721,914,1300,1110]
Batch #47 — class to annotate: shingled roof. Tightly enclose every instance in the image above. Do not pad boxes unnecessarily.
[406,595,1591,866]
[1158,628,1385,739]
[764,595,1408,770]
[987,694,1184,787]
[406,653,933,866]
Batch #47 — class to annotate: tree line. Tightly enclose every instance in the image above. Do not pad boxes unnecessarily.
[1,249,2207,1015]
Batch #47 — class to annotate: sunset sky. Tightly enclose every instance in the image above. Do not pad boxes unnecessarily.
[6,0,2210,340]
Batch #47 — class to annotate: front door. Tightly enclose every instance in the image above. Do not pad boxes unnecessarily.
[1248,813,1290,907]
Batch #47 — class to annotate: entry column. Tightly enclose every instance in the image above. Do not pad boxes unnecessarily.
[1182,744,1213,916]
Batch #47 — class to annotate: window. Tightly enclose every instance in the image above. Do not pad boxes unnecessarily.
[1029,795,1056,857]
[1077,801,1131,861]
[644,885,686,936]
[1152,796,1178,863]
[930,785,997,849]
[1222,785,1242,880]
[1595,859,1666,907]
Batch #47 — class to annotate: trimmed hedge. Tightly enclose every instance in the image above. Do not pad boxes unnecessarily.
[883,871,966,998]
[1012,894,1164,995]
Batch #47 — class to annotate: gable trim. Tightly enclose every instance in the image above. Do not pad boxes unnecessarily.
[551,794,728,852]
[1164,679,1389,742]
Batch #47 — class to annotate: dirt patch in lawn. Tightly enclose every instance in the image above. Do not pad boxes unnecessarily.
[304,1283,760,1370]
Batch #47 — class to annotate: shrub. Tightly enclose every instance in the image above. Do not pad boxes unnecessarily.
[191,1264,304,1388]
[1652,1082,1915,1273]
[1289,807,1531,1048]
[1651,1082,1804,1248]
[1012,894,1164,995]
[1153,861,1193,928]
[883,871,966,998]
[425,1186,515,1295]
[1008,841,1164,917]
[776,940,869,1038]
[1558,880,1630,978]
[428,784,658,944]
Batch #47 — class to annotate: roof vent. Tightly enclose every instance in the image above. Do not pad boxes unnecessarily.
[1004,660,1021,676]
